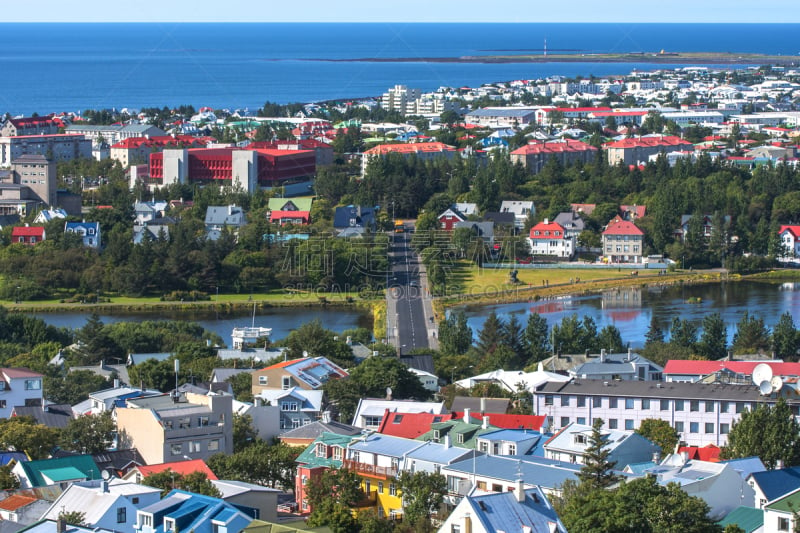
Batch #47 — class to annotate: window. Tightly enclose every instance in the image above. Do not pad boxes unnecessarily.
[625,398,635,410]
[259,376,268,385]
[577,396,586,407]
[675,400,684,411]
[170,444,182,455]
[451,525,461,533]
[720,401,730,413]
[608,419,618,429]
[577,417,586,425]
[705,423,715,434]
[332,447,342,461]
[24,379,41,390]
[117,507,126,524]
[544,395,553,406]
[393,415,403,423]
[364,480,371,494]
[282,376,291,390]
[351,451,360,462]
[560,395,570,407]
[0,382,5,391]
[198,416,209,426]
[690,400,700,412]
[690,422,699,433]
[316,443,328,458]
[675,421,684,433]
[282,402,299,411]
[610,397,618,408]
[736,402,747,413]
[779,517,790,531]
[389,483,397,496]
[493,442,501,455]
[208,439,219,451]
[625,419,634,430]
[560,416,570,427]
[641,399,650,409]
[720,423,730,434]
[0,400,6,409]
[378,481,384,493]
[479,441,489,453]
[292,419,301,428]
[705,401,714,413]
[189,441,201,453]
[593,397,602,408]
[660,399,669,411]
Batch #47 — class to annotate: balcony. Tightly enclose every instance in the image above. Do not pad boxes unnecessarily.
[342,459,397,480]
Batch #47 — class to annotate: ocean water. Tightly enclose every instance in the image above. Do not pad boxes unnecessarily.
[0,23,797,115]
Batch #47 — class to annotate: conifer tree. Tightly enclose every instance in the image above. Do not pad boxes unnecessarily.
[577,418,619,489]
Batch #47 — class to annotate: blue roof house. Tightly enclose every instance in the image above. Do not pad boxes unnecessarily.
[133,489,251,533]
[64,221,101,248]
[438,482,567,533]
[748,466,800,509]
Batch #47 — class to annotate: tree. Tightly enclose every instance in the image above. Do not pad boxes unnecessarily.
[438,310,473,356]
[669,317,698,351]
[636,418,679,454]
[142,469,221,497]
[697,312,727,359]
[0,465,19,490]
[0,416,60,460]
[45,369,113,405]
[306,467,363,532]
[232,413,258,452]
[60,411,115,454]
[346,356,430,401]
[524,312,551,364]
[397,470,447,526]
[596,325,625,353]
[644,315,665,346]
[577,418,619,489]
[209,440,302,489]
[71,312,120,365]
[732,311,771,354]
[58,511,87,527]
[773,312,800,361]
[226,372,254,403]
[721,398,800,469]
[476,311,504,354]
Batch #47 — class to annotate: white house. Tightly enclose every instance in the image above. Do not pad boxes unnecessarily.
[41,479,161,531]
[350,398,446,430]
[0,368,43,419]
[499,200,535,230]
[64,221,101,248]
[779,225,800,257]
[528,219,574,258]
[543,422,661,468]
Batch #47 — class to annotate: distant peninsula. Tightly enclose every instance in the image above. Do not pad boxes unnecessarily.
[301,51,800,65]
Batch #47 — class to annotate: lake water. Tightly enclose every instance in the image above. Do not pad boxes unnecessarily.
[32,280,800,349]
[34,307,371,345]
[458,280,800,348]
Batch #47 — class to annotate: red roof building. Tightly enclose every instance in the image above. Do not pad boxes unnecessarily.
[528,219,574,259]
[148,147,316,192]
[269,210,310,226]
[780,225,800,258]
[663,360,800,382]
[110,135,213,166]
[125,459,218,483]
[510,140,598,175]
[1,116,59,137]
[605,135,694,166]
[361,142,457,175]
[377,411,456,439]
[678,444,721,462]
[11,226,45,245]
[602,220,644,263]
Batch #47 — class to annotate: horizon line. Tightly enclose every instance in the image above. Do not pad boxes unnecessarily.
[2,20,800,24]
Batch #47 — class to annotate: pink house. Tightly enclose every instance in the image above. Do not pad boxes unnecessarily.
[602,220,644,263]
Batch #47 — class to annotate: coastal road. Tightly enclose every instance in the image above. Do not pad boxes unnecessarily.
[386,223,438,355]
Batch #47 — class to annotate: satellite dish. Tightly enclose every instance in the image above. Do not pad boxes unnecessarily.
[101,470,112,480]
[759,380,773,396]
[386,386,393,399]
[752,363,773,386]
[772,376,784,392]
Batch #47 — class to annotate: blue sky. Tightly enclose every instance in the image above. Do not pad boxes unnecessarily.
[6,1,800,23]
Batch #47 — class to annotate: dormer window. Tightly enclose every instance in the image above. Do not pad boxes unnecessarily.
[332,446,342,461]
[574,434,588,445]
[433,430,440,441]
[457,434,464,444]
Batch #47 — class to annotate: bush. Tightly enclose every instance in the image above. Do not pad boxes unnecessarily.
[160,290,210,302]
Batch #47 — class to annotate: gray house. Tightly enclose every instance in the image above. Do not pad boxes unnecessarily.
[205,204,246,240]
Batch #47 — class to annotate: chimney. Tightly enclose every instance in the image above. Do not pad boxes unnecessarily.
[514,478,526,503]
[346,336,352,346]
[102,480,109,493]
[600,349,606,362]
[482,416,490,430]
[776,459,785,470]
[113,378,120,389]
[680,451,689,464]
[652,451,661,463]
[463,408,471,423]
[543,218,549,225]
[443,434,451,448]
[464,514,472,533]
[628,347,632,360]
[56,518,66,533]
[322,411,331,424]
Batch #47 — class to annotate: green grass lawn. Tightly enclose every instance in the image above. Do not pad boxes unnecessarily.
[453,262,665,297]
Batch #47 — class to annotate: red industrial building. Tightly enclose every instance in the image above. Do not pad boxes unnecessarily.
[147,147,316,192]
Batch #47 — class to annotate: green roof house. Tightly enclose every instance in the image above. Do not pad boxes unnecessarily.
[12,455,101,488]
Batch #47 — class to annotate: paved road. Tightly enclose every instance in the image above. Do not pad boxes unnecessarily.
[386,224,437,355]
